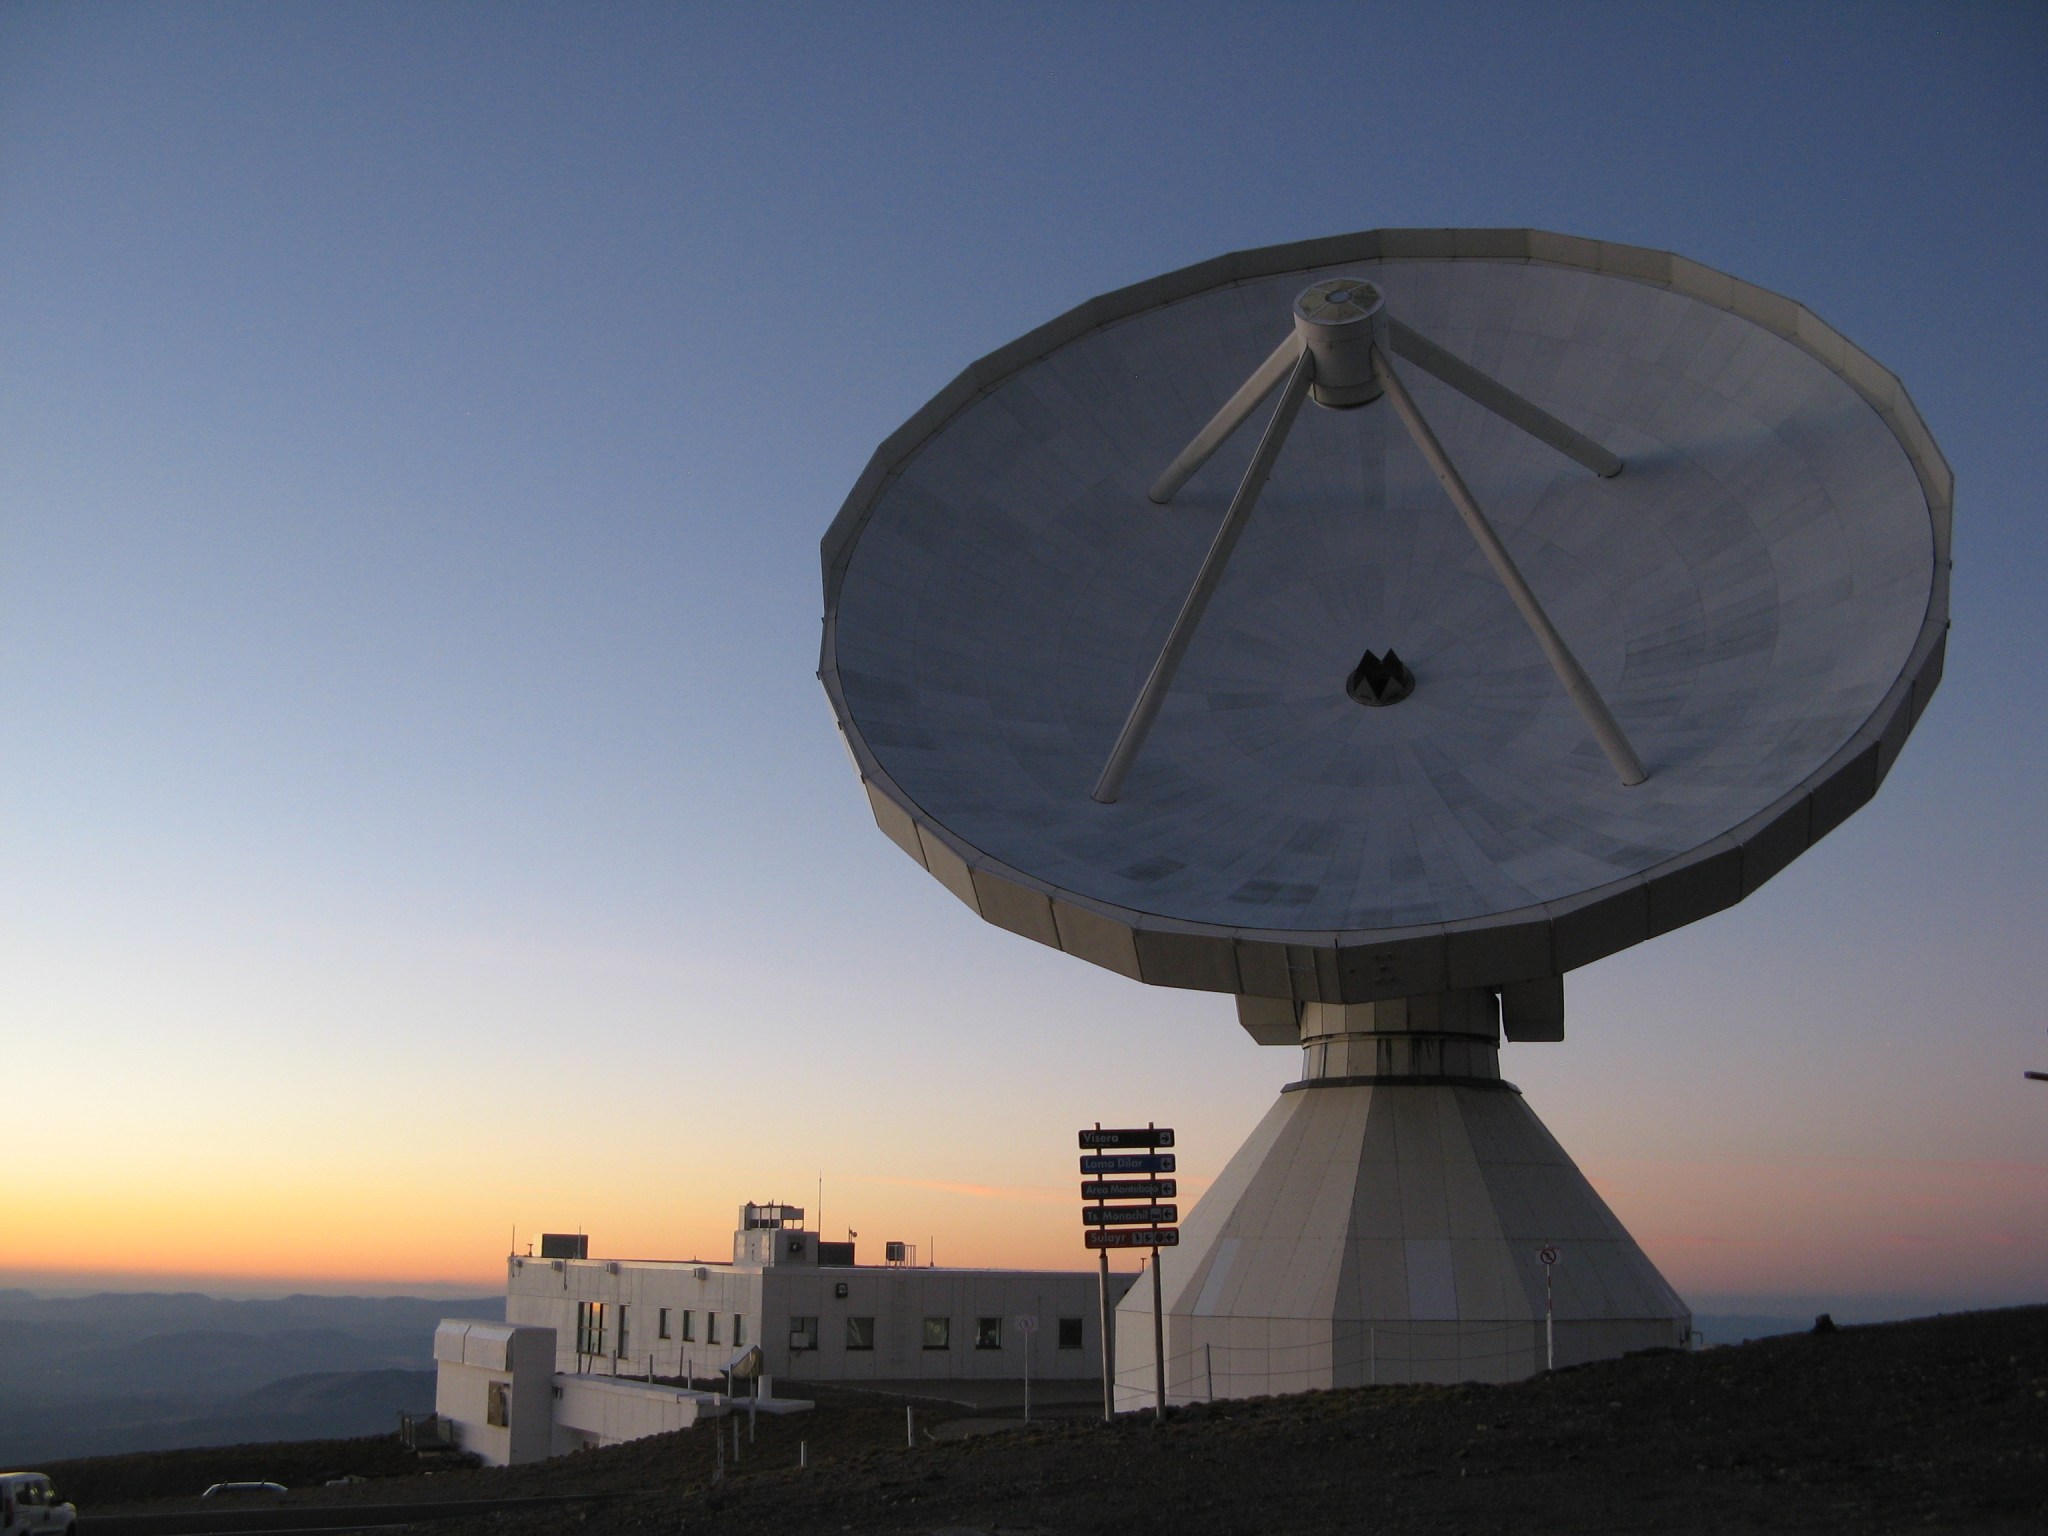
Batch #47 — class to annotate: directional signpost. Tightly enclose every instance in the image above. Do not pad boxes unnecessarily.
[1081,1123,1177,1423]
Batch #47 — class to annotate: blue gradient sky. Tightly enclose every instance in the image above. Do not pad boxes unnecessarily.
[2,2,2042,1315]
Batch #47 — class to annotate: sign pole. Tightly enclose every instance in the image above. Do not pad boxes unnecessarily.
[1150,1116,1165,1422]
[1013,1312,1039,1424]
[1094,1123,1113,1421]
[1538,1244,1559,1371]
[1150,1241,1166,1422]
[1546,1266,1554,1370]
[1097,1249,1113,1420]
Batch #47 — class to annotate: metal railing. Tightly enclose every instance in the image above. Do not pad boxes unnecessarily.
[1107,1317,1682,1403]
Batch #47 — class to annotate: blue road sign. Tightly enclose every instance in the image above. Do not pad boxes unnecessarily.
[1080,1179,1176,1201]
[1081,1205,1178,1226]
[1086,1228,1179,1249]
[1078,1127,1175,1149]
[1079,1153,1176,1174]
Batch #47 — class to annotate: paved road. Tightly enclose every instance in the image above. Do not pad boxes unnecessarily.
[78,1492,612,1536]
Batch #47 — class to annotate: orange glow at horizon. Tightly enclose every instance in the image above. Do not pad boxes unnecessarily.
[10,1153,2042,1307]
[1587,1154,2048,1302]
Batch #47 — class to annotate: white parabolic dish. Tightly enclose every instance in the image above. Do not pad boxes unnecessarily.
[820,230,1952,1005]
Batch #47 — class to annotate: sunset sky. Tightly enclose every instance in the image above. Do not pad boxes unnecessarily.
[3,2,2043,1320]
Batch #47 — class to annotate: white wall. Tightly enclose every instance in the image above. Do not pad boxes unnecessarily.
[551,1376,711,1453]
[762,1265,1124,1382]
[508,1254,1134,1386]
[432,1320,556,1466]
[507,1255,764,1383]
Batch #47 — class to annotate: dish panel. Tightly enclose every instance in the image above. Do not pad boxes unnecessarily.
[822,232,1947,993]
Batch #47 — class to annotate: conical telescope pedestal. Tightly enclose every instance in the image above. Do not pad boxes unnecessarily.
[1114,993,1688,1406]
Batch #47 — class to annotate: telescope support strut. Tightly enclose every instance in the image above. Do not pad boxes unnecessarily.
[1094,344,1315,804]
[1121,301,1643,801]
[1147,335,1304,505]
[1385,319,1623,479]
[1374,345,1647,787]
[1147,313,1624,510]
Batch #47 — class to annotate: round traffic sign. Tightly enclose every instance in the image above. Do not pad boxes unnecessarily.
[1538,1245,1558,1267]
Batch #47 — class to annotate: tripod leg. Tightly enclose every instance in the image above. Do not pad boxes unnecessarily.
[1148,335,1303,504]
[1387,319,1622,479]
[1095,346,1316,804]
[1375,345,1647,787]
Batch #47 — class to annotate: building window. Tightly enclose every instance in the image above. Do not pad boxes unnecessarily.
[486,1380,510,1428]
[658,1308,672,1340]
[845,1316,875,1351]
[922,1316,951,1350]
[790,1316,819,1351]
[1058,1317,1084,1350]
[617,1305,629,1357]
[975,1317,1003,1350]
[734,1313,747,1348]
[575,1301,606,1356]
[708,1313,721,1345]
[681,1310,694,1342]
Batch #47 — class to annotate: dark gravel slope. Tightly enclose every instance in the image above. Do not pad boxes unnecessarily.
[57,1305,2048,1535]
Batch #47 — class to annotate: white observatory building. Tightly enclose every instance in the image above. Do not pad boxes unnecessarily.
[501,1204,1120,1387]
[820,228,1950,1406]
[436,1203,1130,1461]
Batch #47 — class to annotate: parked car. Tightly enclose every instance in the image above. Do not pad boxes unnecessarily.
[200,1482,287,1499]
[0,1473,75,1536]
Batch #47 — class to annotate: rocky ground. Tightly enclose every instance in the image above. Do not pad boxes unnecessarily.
[53,1305,2048,1535]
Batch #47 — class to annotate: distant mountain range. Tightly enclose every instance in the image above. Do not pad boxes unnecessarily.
[1692,1314,1809,1347]
[0,1289,1806,1463]
[0,1290,500,1463]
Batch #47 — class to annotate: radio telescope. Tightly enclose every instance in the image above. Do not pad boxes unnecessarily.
[819,229,1950,1402]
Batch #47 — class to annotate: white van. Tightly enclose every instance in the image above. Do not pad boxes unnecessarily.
[0,1474,74,1536]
